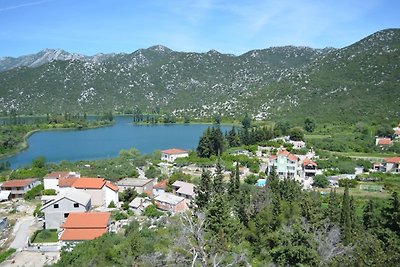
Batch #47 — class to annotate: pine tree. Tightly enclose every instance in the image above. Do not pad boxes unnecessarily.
[268,166,280,196]
[383,191,400,234]
[340,181,352,245]
[194,169,212,211]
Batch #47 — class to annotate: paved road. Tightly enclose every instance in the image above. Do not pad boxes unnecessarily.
[10,216,34,249]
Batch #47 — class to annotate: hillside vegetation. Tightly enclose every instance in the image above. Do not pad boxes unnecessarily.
[0,29,399,123]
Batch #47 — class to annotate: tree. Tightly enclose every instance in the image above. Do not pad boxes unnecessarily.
[214,114,222,125]
[376,124,394,137]
[213,159,224,194]
[327,188,341,224]
[241,113,251,129]
[304,118,316,133]
[288,127,304,141]
[312,175,329,188]
[32,156,46,168]
[363,200,378,230]
[340,181,352,245]
[193,170,212,211]
[383,191,400,234]
[228,162,240,196]
[226,127,241,147]
[145,166,160,179]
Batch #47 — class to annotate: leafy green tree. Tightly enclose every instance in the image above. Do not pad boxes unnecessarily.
[288,127,304,141]
[304,117,316,132]
[312,175,329,188]
[226,127,241,147]
[194,169,212,211]
[32,156,46,168]
[145,166,160,178]
[119,147,140,159]
[376,124,394,137]
[143,204,163,218]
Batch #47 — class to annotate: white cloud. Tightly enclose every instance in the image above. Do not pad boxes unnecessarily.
[0,0,50,12]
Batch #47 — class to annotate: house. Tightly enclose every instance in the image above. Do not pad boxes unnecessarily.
[59,212,111,244]
[0,191,11,202]
[372,162,384,172]
[43,171,80,192]
[58,177,79,193]
[302,159,318,177]
[383,157,400,173]
[129,197,152,215]
[154,193,187,213]
[153,179,168,196]
[161,148,189,162]
[0,179,40,199]
[267,150,301,179]
[375,137,393,148]
[288,140,306,150]
[171,181,195,200]
[71,178,119,207]
[40,188,91,229]
[116,178,154,195]
[394,129,400,139]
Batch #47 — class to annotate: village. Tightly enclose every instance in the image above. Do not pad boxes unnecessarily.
[0,125,399,265]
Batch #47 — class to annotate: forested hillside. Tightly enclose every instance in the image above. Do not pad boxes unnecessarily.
[0,29,399,123]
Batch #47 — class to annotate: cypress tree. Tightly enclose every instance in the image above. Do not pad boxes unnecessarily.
[194,169,212,211]
[340,181,352,245]
[327,188,341,223]
[213,158,224,194]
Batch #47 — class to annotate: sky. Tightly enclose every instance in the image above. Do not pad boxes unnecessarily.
[0,0,399,57]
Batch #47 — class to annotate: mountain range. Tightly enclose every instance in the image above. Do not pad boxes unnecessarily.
[0,29,399,123]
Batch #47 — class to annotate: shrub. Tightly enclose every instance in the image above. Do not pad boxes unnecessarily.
[108,201,116,208]
[143,204,163,218]
[312,175,329,188]
[338,179,358,188]
[42,189,57,195]
[0,248,16,263]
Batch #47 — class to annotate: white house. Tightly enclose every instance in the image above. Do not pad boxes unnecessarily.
[63,178,119,207]
[267,150,301,179]
[43,171,80,192]
[161,148,189,162]
[172,181,195,200]
[40,188,91,229]
[383,157,400,173]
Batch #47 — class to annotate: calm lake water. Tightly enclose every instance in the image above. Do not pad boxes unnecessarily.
[2,117,230,169]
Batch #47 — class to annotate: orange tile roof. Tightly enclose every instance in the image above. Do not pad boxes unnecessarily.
[269,155,277,160]
[105,182,119,192]
[161,148,188,155]
[378,138,392,145]
[59,228,108,241]
[58,177,79,188]
[276,150,298,162]
[384,157,400,164]
[61,212,111,229]
[303,159,317,166]
[154,179,168,189]
[72,178,106,189]
[44,171,70,179]
[1,179,34,188]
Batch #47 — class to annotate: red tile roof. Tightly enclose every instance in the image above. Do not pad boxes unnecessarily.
[378,138,392,145]
[105,182,119,192]
[72,178,106,189]
[59,177,79,188]
[384,157,400,164]
[161,148,188,155]
[154,179,168,189]
[303,159,317,166]
[44,171,70,179]
[1,179,35,188]
[59,228,108,241]
[61,212,111,229]
[276,150,298,162]
[269,155,277,160]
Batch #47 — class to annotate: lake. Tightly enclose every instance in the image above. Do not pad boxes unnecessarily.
[1,117,231,169]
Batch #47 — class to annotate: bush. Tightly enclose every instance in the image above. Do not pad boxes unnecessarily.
[312,175,329,188]
[338,179,358,188]
[42,189,57,195]
[113,211,128,221]
[108,201,116,208]
[33,203,44,217]
[244,174,258,185]
[143,204,163,218]
[24,184,44,201]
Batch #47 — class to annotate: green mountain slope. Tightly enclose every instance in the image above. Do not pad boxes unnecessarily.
[0,29,398,123]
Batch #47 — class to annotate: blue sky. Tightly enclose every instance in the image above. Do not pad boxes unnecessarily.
[0,0,399,57]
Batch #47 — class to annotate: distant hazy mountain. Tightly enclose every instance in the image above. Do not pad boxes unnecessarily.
[0,29,398,122]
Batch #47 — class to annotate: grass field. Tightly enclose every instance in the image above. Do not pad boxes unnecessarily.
[317,187,391,199]
[31,229,58,243]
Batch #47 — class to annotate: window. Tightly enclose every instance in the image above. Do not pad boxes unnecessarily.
[64,213,69,218]
[53,204,59,209]
[73,203,79,208]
